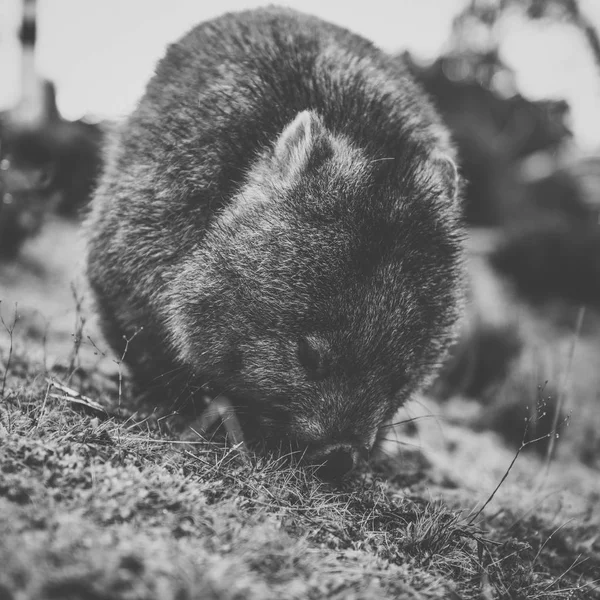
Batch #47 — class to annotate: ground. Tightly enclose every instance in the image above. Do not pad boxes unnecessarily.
[1,217,599,599]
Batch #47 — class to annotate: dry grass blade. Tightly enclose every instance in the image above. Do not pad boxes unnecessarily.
[46,378,108,415]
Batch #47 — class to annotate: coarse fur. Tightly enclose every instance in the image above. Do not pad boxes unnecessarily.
[86,7,465,472]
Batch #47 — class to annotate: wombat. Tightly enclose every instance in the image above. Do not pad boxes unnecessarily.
[86,7,465,479]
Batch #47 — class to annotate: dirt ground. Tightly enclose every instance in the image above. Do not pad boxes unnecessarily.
[1,218,600,599]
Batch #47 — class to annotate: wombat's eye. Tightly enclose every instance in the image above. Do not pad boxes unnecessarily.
[297,336,329,380]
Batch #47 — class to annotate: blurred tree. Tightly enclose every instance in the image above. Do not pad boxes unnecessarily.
[0,0,105,259]
[0,82,105,258]
[407,0,600,226]
[408,52,573,224]
[452,0,600,72]
[411,0,600,312]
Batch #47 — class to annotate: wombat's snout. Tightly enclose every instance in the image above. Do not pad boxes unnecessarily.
[309,443,363,481]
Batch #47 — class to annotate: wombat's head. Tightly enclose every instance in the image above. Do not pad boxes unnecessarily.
[169,110,464,479]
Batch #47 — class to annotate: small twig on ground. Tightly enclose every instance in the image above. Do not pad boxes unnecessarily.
[0,301,19,399]
[114,329,143,408]
[41,318,50,373]
[532,518,575,566]
[543,305,585,474]
[67,283,87,382]
[541,554,587,594]
[86,335,107,358]
[34,380,52,433]
[468,402,567,525]
[45,377,108,416]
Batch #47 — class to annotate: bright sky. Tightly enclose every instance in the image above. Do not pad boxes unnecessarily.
[1,0,600,150]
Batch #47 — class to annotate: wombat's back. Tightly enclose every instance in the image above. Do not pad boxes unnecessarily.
[86,8,463,437]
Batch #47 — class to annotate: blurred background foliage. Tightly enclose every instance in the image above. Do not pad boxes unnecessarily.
[1,0,599,254]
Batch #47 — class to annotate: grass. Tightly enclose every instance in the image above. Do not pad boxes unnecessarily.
[1,219,600,599]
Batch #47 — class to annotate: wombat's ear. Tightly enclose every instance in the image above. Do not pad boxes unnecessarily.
[434,153,460,203]
[273,110,330,179]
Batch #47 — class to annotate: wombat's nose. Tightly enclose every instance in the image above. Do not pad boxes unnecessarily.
[312,444,356,480]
